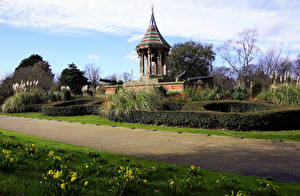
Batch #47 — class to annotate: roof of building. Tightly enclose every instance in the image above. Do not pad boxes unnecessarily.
[137,9,170,50]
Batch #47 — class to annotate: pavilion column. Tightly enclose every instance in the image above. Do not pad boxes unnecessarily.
[147,48,151,75]
[158,50,162,75]
[139,53,144,75]
[163,53,168,75]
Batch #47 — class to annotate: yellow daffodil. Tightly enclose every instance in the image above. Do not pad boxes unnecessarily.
[71,172,77,178]
[61,183,66,189]
[190,165,195,170]
[85,164,89,169]
[71,176,77,182]
[48,151,54,157]
[170,180,175,185]
[53,170,62,179]
[48,170,54,175]
[143,179,147,183]
[84,181,88,186]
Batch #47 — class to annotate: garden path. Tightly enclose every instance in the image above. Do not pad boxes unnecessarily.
[0,115,300,183]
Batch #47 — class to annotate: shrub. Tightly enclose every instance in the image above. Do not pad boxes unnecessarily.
[2,90,45,113]
[103,88,163,117]
[251,82,262,97]
[63,90,72,101]
[183,86,225,101]
[257,84,300,106]
[232,86,248,100]
[46,91,62,103]
[256,90,272,103]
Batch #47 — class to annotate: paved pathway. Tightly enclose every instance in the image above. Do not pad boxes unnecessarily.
[0,115,300,183]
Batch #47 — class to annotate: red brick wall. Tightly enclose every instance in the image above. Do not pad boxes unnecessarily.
[105,83,184,94]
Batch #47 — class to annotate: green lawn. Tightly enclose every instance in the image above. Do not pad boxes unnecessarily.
[0,129,299,195]
[1,112,300,142]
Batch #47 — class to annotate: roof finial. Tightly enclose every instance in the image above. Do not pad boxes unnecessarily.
[152,4,154,14]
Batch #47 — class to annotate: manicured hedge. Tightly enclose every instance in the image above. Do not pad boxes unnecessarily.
[24,104,43,112]
[42,99,103,116]
[182,100,278,112]
[106,101,300,131]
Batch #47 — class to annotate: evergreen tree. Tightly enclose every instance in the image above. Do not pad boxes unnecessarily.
[59,63,88,94]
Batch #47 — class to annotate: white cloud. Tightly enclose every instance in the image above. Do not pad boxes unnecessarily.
[88,54,100,60]
[1,0,300,53]
[128,34,144,42]
[125,51,138,62]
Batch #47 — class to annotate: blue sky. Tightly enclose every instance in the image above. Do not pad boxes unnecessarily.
[1,0,300,80]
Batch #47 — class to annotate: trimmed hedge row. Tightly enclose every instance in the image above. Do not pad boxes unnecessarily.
[42,99,103,116]
[106,105,300,131]
[182,100,278,112]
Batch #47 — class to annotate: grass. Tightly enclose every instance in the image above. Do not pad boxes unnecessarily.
[0,128,299,195]
[1,112,300,142]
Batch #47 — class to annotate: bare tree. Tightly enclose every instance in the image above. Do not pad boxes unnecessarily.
[292,55,300,77]
[84,64,101,88]
[212,66,236,89]
[217,29,260,86]
[121,71,133,83]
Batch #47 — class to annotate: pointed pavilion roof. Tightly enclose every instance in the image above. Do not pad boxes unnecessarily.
[137,9,170,50]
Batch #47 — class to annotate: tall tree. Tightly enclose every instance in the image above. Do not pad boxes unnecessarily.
[15,54,44,71]
[59,63,88,94]
[168,41,215,80]
[218,29,260,86]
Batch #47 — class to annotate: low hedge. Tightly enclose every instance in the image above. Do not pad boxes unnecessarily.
[182,100,278,112]
[42,99,103,116]
[106,101,300,131]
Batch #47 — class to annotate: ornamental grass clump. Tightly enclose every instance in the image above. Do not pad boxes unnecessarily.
[2,90,45,113]
[103,88,163,117]
[257,84,300,106]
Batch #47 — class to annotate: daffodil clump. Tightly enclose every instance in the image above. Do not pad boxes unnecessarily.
[42,163,89,195]
[168,165,207,194]
[22,144,39,159]
[0,149,20,171]
[252,178,280,195]
[1,138,15,149]
[47,151,63,170]
[110,165,157,195]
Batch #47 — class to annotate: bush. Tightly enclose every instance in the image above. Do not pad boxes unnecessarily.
[183,86,225,101]
[163,97,187,110]
[251,83,262,97]
[42,99,103,116]
[257,84,300,106]
[63,90,72,101]
[46,91,62,103]
[232,86,248,100]
[103,88,163,117]
[106,101,300,131]
[2,90,46,113]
